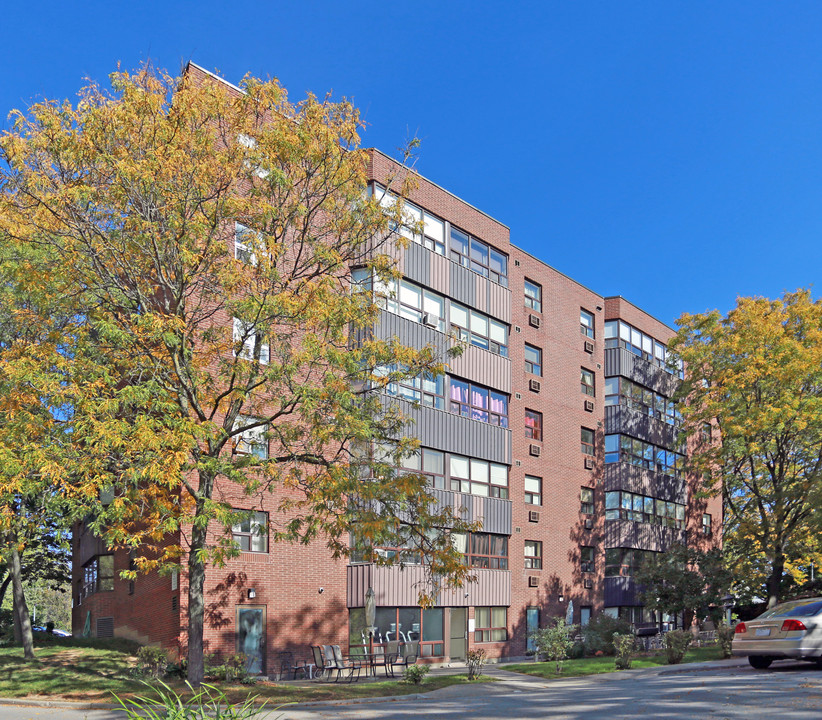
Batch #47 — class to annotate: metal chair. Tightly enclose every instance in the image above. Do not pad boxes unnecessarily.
[275,650,306,681]
[386,641,419,677]
[331,644,362,683]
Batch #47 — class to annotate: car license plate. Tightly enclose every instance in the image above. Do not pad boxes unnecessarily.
[755,628,771,637]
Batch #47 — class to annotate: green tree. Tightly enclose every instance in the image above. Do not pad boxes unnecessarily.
[0,64,473,683]
[671,290,822,607]
[635,544,732,628]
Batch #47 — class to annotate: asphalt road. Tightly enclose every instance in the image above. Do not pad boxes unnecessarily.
[3,660,822,720]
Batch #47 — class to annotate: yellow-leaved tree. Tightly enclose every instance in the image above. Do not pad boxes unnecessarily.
[671,290,822,608]
[0,64,473,682]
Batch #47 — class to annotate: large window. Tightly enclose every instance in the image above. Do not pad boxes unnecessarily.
[373,185,446,256]
[80,555,114,602]
[233,416,268,459]
[450,302,508,357]
[605,491,686,529]
[604,377,679,425]
[449,454,509,498]
[580,309,595,338]
[605,548,656,577]
[524,541,542,570]
[581,428,595,456]
[604,320,683,378]
[604,434,683,477]
[581,368,595,396]
[350,606,444,657]
[525,344,542,376]
[378,365,445,409]
[233,318,269,365]
[524,279,542,312]
[401,448,446,489]
[525,409,542,441]
[452,532,509,569]
[376,276,446,332]
[232,510,268,553]
[449,378,508,426]
[524,476,542,505]
[450,228,508,286]
[474,607,507,642]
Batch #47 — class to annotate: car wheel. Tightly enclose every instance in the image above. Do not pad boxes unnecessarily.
[749,656,773,670]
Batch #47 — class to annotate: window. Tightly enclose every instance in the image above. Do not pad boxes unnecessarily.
[351,606,444,657]
[524,476,542,505]
[450,228,508,286]
[525,410,542,441]
[450,302,508,357]
[234,222,263,265]
[232,510,268,552]
[701,423,712,442]
[453,532,508,569]
[524,541,542,570]
[233,416,268,459]
[524,345,542,376]
[474,607,507,642]
[581,368,595,396]
[581,428,595,456]
[580,309,595,338]
[401,448,446,490]
[604,434,683,477]
[605,491,686,529]
[449,454,509,498]
[580,546,595,573]
[702,513,712,535]
[373,185,446,256]
[603,377,679,425]
[605,548,656,577]
[378,365,445,409]
[604,320,684,378]
[80,555,114,602]
[524,279,542,312]
[580,487,594,515]
[449,378,508,426]
[233,318,269,365]
[380,277,446,332]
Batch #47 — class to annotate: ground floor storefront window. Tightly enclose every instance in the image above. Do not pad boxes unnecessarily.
[349,606,445,657]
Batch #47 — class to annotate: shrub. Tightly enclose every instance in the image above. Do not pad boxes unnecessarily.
[113,680,272,720]
[613,634,634,670]
[716,625,735,659]
[135,645,169,678]
[664,630,692,665]
[582,614,632,656]
[466,648,486,680]
[403,663,429,685]
[531,617,578,673]
[568,641,585,660]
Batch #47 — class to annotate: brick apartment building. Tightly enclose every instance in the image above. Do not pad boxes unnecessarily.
[72,63,721,672]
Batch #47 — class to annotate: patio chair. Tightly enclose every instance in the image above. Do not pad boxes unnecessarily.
[386,641,419,677]
[331,644,362,683]
[275,650,306,681]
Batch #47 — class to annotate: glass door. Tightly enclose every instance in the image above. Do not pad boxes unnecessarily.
[237,606,266,675]
[449,607,467,660]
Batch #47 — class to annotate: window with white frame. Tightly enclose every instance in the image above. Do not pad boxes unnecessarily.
[524,475,542,505]
[232,510,268,552]
[380,277,446,332]
[449,228,508,286]
[524,541,542,570]
[524,279,542,312]
[580,309,595,338]
[234,222,262,265]
[233,318,269,365]
[450,302,508,357]
[449,454,508,498]
[449,377,508,426]
[376,365,445,409]
[604,320,683,378]
[373,185,446,255]
[233,416,268,459]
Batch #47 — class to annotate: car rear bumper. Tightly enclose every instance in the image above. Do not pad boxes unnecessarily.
[732,637,822,659]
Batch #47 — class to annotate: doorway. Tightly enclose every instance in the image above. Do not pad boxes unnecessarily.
[449,608,467,660]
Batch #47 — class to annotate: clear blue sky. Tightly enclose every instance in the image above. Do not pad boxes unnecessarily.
[3,1,821,327]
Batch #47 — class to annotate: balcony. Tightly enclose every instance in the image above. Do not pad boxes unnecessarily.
[602,462,687,503]
[604,576,642,607]
[603,518,687,552]
[604,405,678,449]
[604,347,679,398]
[427,486,511,536]
[347,563,510,608]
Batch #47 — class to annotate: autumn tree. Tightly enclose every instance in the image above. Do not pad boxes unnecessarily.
[0,64,473,683]
[671,290,822,607]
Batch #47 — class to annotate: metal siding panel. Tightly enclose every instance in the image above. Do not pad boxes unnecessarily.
[601,463,687,503]
[475,274,487,315]
[447,345,512,393]
[604,348,679,398]
[604,406,678,449]
[488,282,511,323]
[404,243,430,287]
[449,263,475,307]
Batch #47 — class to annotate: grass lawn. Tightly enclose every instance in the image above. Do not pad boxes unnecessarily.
[0,637,488,704]
[502,645,726,680]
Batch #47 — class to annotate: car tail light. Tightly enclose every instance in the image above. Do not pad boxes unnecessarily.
[781,619,807,632]
[734,622,747,634]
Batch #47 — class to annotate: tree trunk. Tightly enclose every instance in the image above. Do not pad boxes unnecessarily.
[0,574,11,609]
[768,552,785,608]
[9,544,34,659]
[186,501,208,686]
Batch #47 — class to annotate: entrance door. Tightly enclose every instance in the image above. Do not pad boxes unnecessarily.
[449,608,467,661]
[237,606,266,675]
[526,606,540,652]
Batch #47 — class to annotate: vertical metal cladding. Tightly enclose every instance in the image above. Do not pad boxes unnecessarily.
[603,518,687,552]
[604,347,679,398]
[403,242,431,288]
[425,487,511,536]
[602,464,688,503]
[604,405,678,449]
[449,262,476,307]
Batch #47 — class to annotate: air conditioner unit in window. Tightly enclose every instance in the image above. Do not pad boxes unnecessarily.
[584,340,594,353]
[421,313,438,328]
[528,576,539,587]
[529,379,541,393]
[529,314,541,328]
[584,579,593,589]
[584,457,594,470]
[529,510,540,523]
[529,444,541,457]
[584,399,594,412]
[584,518,594,530]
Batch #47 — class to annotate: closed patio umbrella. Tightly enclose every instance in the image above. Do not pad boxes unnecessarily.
[365,587,376,653]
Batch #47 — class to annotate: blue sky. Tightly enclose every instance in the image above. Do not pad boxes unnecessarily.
[3,1,821,327]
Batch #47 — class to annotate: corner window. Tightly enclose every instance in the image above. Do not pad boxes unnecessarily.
[581,368,595,396]
[525,345,542,376]
[450,302,508,357]
[233,318,269,365]
[581,428,595,456]
[232,510,268,553]
[474,607,508,642]
[456,532,509,569]
[233,416,268,459]
[525,410,542,441]
[80,555,114,602]
[580,309,595,338]
[524,541,542,570]
[373,185,445,255]
[378,365,445,409]
[524,476,542,506]
[524,279,542,312]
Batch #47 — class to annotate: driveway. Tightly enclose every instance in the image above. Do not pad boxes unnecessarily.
[2,660,822,720]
